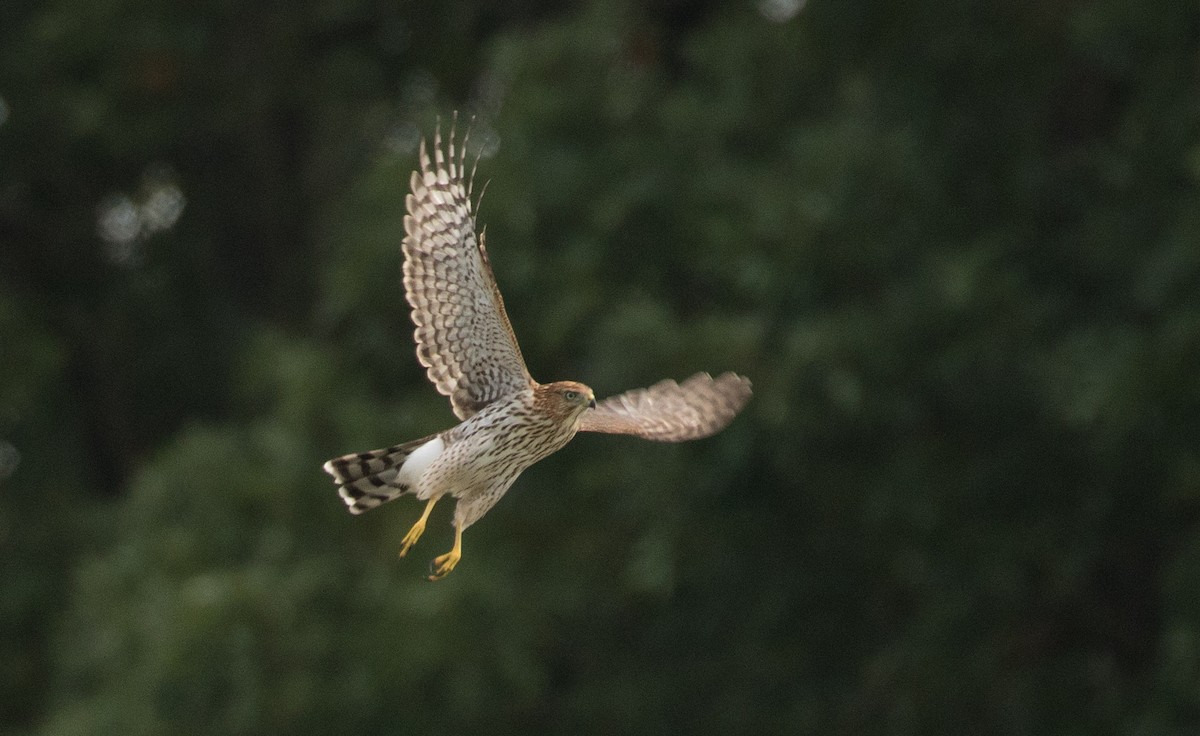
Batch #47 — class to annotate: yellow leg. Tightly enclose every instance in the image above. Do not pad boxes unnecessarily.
[398,496,439,558]
[427,525,463,581]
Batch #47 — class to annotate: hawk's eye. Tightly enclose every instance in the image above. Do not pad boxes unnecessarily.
[563,390,579,401]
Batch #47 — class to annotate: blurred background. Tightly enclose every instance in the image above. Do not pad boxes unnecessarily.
[3,0,1200,733]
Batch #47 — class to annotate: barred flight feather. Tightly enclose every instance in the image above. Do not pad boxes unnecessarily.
[323,434,440,514]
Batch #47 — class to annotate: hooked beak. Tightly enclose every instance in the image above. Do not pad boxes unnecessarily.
[588,394,597,410]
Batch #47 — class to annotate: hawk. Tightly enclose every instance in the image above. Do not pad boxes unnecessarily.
[323,119,752,580]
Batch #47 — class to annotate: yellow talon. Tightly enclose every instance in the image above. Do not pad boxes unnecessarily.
[399,496,439,558]
[398,521,424,558]
[427,525,463,581]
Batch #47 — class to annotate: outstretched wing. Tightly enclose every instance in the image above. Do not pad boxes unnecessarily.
[579,372,752,442]
[403,121,532,420]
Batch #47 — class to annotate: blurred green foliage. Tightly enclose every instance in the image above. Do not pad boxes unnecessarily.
[2,0,1200,733]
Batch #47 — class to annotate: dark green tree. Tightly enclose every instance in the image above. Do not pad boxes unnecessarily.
[2,0,1199,734]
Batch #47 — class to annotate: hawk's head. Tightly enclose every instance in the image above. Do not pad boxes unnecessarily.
[535,380,596,421]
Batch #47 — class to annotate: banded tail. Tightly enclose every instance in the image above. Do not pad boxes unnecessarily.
[323,433,443,514]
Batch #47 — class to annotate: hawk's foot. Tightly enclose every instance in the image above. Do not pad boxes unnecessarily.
[398,520,426,558]
[427,549,461,581]
[399,496,440,558]
[426,525,463,581]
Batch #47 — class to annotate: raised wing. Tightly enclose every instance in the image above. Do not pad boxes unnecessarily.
[403,121,532,420]
[580,372,752,442]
